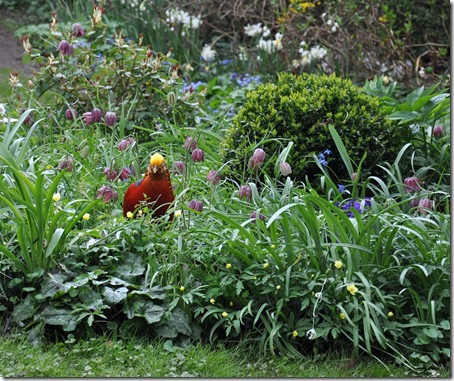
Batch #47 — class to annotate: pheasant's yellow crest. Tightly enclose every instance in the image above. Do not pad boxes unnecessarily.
[150,153,165,166]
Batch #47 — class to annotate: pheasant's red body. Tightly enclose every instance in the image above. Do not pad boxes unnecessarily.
[123,153,175,219]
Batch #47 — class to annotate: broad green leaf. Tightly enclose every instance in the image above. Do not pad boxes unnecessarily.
[42,306,78,331]
[103,286,129,304]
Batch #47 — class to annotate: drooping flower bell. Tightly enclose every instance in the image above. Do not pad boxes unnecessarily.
[418,198,434,213]
[71,23,85,37]
[58,155,74,172]
[184,136,198,151]
[83,112,93,125]
[65,108,77,120]
[207,170,221,185]
[118,167,131,181]
[57,40,74,55]
[433,125,443,137]
[172,161,185,174]
[105,111,117,127]
[188,199,203,212]
[97,185,118,203]
[279,162,292,176]
[191,148,205,162]
[238,185,252,201]
[250,211,265,223]
[91,108,102,123]
[404,176,422,193]
[103,167,118,181]
[248,148,266,170]
[118,137,135,151]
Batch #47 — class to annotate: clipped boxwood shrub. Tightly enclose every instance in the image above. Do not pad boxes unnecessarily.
[222,73,407,183]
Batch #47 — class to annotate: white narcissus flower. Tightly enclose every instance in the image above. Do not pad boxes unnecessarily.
[201,44,217,62]
[244,23,263,37]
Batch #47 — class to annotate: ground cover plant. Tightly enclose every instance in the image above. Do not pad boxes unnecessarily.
[0,2,451,377]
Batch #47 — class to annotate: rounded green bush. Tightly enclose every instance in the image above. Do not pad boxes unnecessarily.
[222,73,406,183]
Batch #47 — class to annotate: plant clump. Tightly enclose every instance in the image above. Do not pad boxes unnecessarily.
[222,72,407,182]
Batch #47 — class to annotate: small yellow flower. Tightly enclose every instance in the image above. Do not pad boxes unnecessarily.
[126,211,133,219]
[387,311,394,318]
[52,192,61,202]
[347,284,358,295]
[179,286,185,292]
[83,213,90,221]
[210,298,215,304]
[263,262,269,268]
[174,210,182,218]
[226,263,232,269]
[46,165,51,169]
[276,285,281,290]
[222,312,228,318]
[229,301,233,306]
[271,244,275,249]
[292,330,298,337]
[378,15,388,23]
[334,260,343,269]
[340,313,346,319]
[138,209,143,216]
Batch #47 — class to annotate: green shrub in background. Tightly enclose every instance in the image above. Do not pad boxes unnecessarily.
[222,72,408,184]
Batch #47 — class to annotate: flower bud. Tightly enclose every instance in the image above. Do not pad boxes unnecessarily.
[188,199,203,212]
[207,170,221,185]
[184,136,197,151]
[167,91,177,104]
[433,125,443,137]
[65,108,77,120]
[97,185,118,203]
[238,185,252,201]
[105,111,117,127]
[418,198,434,213]
[71,23,85,37]
[172,161,185,174]
[279,162,292,176]
[191,148,204,162]
[91,108,102,122]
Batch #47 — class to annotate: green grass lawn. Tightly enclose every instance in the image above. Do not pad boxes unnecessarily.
[0,333,448,378]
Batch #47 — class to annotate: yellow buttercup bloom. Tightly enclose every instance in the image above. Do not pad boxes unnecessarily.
[263,262,269,268]
[276,285,281,290]
[226,263,232,269]
[340,313,346,319]
[229,301,233,306]
[271,244,275,249]
[334,260,343,269]
[347,284,358,295]
[292,330,298,337]
[222,312,228,318]
[126,211,133,219]
[83,213,90,221]
[387,311,394,318]
[179,286,185,292]
[210,298,215,304]
[52,192,61,202]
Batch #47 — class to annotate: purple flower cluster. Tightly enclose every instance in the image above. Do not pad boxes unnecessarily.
[181,81,207,93]
[337,197,372,217]
[231,73,262,87]
[318,149,332,166]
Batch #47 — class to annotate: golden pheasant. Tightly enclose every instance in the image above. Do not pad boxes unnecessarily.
[123,153,175,219]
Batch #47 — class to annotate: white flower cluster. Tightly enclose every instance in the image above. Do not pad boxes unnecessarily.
[165,7,202,29]
[292,42,328,68]
[200,44,217,62]
[119,0,146,11]
[244,23,283,54]
[321,13,340,33]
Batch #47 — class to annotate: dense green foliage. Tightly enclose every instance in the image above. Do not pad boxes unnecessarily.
[222,73,407,183]
[0,2,450,376]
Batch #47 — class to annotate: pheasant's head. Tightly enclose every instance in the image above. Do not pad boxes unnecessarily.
[146,153,168,178]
